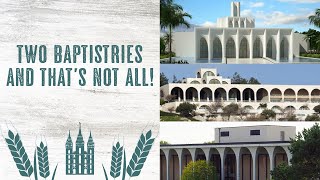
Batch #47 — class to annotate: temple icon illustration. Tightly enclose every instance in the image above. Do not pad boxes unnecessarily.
[65,123,95,175]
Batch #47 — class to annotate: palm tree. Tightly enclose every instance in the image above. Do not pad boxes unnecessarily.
[309,8,320,28]
[160,0,191,63]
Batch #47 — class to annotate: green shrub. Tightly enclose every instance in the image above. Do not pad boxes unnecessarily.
[182,160,218,180]
[305,114,320,121]
[176,102,197,117]
[160,99,166,105]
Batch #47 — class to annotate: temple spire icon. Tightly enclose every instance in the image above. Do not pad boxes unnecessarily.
[66,123,94,175]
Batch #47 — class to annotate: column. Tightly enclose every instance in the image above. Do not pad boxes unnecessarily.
[252,153,256,180]
[163,149,170,180]
[250,30,253,60]
[285,147,292,165]
[289,31,294,62]
[217,148,225,180]
[255,92,258,103]
[248,147,257,180]
[212,88,216,102]
[208,29,212,61]
[189,148,196,162]
[203,148,211,163]
[236,29,240,63]
[226,91,229,102]
[232,147,241,180]
[276,30,281,62]
[266,147,275,174]
[183,89,186,101]
[263,30,267,58]
[222,30,226,63]
[176,149,183,180]
[240,91,243,102]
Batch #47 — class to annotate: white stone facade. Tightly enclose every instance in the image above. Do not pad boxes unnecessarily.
[171,2,308,63]
[160,125,294,180]
[160,68,320,120]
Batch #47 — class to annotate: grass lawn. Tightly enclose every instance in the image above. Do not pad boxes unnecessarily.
[300,53,320,58]
[160,111,200,121]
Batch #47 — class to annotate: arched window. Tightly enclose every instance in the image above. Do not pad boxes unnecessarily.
[200,37,208,59]
[226,38,236,58]
[203,71,215,78]
[190,80,200,84]
[209,79,220,84]
[239,38,249,58]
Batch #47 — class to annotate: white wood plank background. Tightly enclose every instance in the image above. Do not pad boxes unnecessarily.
[0,0,159,179]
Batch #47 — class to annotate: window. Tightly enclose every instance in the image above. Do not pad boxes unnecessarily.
[250,130,260,135]
[221,131,229,137]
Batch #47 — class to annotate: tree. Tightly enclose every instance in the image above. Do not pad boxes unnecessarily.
[248,77,261,84]
[231,72,247,84]
[231,72,260,84]
[160,72,169,86]
[160,140,170,145]
[222,103,239,121]
[287,114,298,121]
[165,94,176,102]
[238,104,248,120]
[313,104,320,113]
[160,0,192,63]
[160,98,166,105]
[172,75,178,83]
[181,160,217,180]
[290,123,320,179]
[303,29,320,51]
[160,37,166,55]
[309,8,320,28]
[176,102,197,117]
[305,114,320,121]
[259,103,267,109]
[271,163,293,180]
[261,109,276,120]
[207,101,223,115]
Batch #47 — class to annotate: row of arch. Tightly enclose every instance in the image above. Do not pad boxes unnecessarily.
[199,104,310,113]
[161,145,290,180]
[169,87,320,102]
[199,36,289,60]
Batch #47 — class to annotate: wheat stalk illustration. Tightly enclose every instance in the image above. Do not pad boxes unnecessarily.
[5,130,34,177]
[126,130,155,177]
[37,141,50,179]
[34,150,38,180]
[110,141,123,178]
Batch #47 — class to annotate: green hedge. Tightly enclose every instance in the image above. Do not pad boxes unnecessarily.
[300,53,320,58]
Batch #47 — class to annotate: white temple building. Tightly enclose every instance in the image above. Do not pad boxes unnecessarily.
[160,68,320,120]
[171,2,309,63]
[160,125,294,180]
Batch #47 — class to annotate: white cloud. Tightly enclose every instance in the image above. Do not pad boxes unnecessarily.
[260,11,312,25]
[201,21,217,27]
[241,9,313,26]
[241,9,254,17]
[277,0,320,3]
[249,2,264,7]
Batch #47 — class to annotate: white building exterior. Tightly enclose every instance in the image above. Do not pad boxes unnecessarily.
[171,2,308,63]
[160,125,294,180]
[160,68,320,120]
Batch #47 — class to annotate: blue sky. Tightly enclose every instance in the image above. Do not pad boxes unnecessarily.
[175,0,320,32]
[161,64,320,85]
